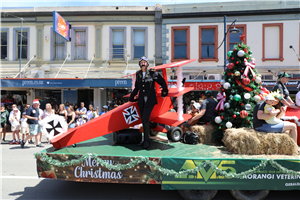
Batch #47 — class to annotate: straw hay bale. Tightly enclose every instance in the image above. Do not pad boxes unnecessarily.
[222,128,298,155]
[188,124,216,144]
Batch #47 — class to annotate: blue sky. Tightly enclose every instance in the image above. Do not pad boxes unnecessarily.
[1,0,240,8]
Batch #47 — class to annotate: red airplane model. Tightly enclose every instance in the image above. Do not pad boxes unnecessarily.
[51,59,197,149]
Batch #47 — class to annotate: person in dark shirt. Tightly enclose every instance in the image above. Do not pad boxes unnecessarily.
[272,72,298,109]
[188,91,217,125]
[253,100,298,146]
[1,104,9,141]
[20,99,44,148]
[129,56,168,149]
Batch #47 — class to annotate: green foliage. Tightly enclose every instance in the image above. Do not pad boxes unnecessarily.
[212,42,263,142]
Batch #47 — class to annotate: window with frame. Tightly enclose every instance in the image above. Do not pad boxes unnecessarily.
[17,31,28,60]
[199,25,218,62]
[53,33,66,59]
[227,24,247,53]
[1,31,8,60]
[262,23,283,62]
[74,30,86,60]
[112,29,124,59]
[172,26,190,61]
[133,30,145,59]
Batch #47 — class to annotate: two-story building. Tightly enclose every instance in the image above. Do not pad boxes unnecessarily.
[1,5,163,110]
[161,1,300,99]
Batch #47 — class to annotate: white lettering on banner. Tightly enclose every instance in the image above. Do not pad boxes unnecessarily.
[262,81,299,86]
[22,80,44,86]
[74,157,123,179]
[243,174,300,180]
[115,80,128,86]
[285,182,300,186]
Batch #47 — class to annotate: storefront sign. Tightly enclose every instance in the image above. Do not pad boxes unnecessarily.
[168,81,221,91]
[162,158,300,190]
[262,80,300,91]
[85,79,131,88]
[1,79,84,88]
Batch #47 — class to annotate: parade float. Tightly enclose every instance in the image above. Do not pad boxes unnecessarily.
[35,39,300,200]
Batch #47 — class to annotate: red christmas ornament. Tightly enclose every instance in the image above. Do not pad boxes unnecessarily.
[247,120,250,123]
[246,57,249,60]
[221,116,224,119]
[252,78,255,81]
[241,70,244,73]
[206,122,209,125]
[238,44,241,47]
[228,63,234,69]
[233,114,237,118]
[47,173,54,179]
[241,103,244,106]
[222,89,225,92]
[233,48,236,51]
[242,77,250,85]
[244,48,248,53]
[240,110,248,118]
[231,57,234,60]
[236,61,239,64]
[150,180,156,184]
[41,172,47,178]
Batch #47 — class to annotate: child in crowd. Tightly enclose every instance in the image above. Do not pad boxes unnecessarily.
[20,112,29,143]
[76,115,87,127]
[92,109,99,119]
[9,108,21,144]
[181,102,200,133]
[264,94,283,124]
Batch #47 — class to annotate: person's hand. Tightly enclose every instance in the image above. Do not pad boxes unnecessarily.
[187,118,193,125]
[34,117,38,121]
[281,106,287,113]
[289,104,299,109]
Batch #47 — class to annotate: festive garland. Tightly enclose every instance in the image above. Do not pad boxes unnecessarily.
[281,116,300,126]
[34,153,300,178]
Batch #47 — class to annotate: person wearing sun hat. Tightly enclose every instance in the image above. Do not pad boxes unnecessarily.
[272,72,298,109]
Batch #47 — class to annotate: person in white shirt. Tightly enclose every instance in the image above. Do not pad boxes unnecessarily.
[296,84,300,107]
[42,103,55,143]
[43,103,54,119]
[20,112,29,143]
[9,104,21,120]
[9,108,21,144]
[86,104,94,121]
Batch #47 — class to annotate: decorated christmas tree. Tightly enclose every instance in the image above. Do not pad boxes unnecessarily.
[212,35,269,142]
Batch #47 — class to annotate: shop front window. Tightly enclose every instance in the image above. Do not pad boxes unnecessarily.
[35,89,61,110]
[1,90,27,112]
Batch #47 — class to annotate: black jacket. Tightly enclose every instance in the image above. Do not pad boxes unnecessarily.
[129,69,168,108]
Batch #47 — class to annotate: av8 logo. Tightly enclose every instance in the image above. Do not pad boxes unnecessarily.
[123,106,139,124]
[176,160,236,183]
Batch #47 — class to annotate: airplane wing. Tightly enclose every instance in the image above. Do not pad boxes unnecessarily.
[121,59,196,78]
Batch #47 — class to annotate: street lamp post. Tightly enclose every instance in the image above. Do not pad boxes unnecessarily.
[217,15,240,71]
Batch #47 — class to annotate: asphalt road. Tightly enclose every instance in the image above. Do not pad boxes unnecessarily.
[1,133,299,200]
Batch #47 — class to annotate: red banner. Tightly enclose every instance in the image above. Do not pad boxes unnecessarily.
[168,82,221,91]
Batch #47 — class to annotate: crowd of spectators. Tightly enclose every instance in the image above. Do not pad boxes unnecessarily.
[0,100,120,147]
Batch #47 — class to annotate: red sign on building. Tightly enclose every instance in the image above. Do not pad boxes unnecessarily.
[168,81,221,91]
